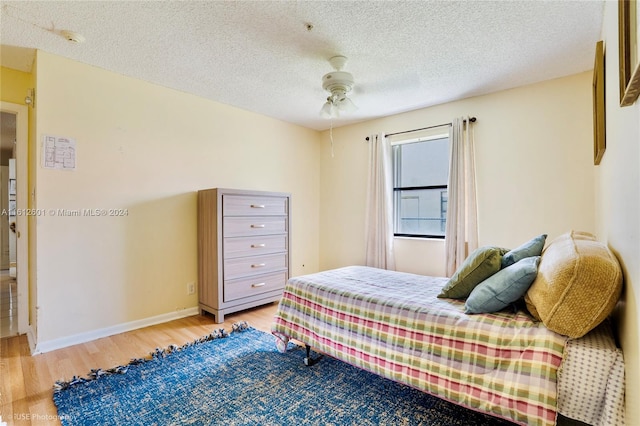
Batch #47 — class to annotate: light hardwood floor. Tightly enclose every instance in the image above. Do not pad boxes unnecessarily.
[0,303,279,425]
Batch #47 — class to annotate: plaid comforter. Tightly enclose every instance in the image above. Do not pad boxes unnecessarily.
[272,266,568,425]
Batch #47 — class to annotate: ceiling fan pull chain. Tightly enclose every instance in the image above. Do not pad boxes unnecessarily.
[330,120,335,158]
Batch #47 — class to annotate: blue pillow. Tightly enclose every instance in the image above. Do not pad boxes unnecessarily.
[501,234,547,268]
[465,256,541,314]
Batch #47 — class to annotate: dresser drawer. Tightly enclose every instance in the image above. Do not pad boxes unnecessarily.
[223,217,287,237]
[223,235,287,259]
[224,271,287,302]
[223,253,287,280]
[223,194,288,217]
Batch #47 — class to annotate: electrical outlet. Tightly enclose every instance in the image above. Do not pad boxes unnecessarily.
[187,282,195,295]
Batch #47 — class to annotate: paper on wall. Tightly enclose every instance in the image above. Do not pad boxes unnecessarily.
[42,135,76,170]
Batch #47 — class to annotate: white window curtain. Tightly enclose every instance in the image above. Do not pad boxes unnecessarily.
[365,133,396,270]
[445,117,478,277]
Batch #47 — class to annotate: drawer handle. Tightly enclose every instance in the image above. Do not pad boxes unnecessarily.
[251,204,266,209]
[252,282,266,288]
[251,243,266,248]
[251,263,266,268]
[251,224,265,228]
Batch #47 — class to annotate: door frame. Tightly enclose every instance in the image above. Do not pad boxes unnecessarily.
[1,101,29,335]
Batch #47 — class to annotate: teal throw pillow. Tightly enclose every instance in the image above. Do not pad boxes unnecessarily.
[501,234,547,268]
[465,256,541,314]
[438,246,506,299]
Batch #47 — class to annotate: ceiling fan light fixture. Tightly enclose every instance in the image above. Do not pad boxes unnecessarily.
[320,55,358,119]
[336,95,357,113]
[320,100,335,118]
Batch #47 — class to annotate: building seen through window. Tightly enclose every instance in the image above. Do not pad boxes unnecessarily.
[392,135,449,238]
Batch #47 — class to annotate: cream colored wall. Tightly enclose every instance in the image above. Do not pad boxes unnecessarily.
[597,2,640,423]
[34,51,321,344]
[320,72,594,277]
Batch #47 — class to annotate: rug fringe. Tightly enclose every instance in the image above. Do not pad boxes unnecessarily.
[53,321,252,393]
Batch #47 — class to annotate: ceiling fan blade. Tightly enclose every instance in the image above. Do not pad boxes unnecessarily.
[356,70,421,96]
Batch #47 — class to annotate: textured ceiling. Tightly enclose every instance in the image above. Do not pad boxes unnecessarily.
[0,1,604,131]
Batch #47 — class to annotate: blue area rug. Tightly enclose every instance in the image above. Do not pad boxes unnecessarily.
[53,322,511,425]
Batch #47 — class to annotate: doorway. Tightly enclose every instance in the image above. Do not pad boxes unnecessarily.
[1,114,17,336]
[1,102,29,338]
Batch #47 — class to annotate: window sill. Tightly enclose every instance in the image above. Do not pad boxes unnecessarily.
[394,236,445,242]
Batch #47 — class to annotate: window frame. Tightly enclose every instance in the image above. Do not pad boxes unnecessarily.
[391,133,449,239]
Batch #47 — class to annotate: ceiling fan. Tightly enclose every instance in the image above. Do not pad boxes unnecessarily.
[320,55,357,119]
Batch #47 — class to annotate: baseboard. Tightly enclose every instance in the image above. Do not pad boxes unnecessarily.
[33,307,199,354]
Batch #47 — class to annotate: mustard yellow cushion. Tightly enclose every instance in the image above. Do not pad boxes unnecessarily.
[524,231,622,338]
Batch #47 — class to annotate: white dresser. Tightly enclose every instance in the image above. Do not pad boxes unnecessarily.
[197,188,290,323]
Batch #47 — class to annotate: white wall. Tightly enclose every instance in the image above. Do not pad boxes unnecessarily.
[319,72,595,278]
[597,1,640,422]
[33,51,321,345]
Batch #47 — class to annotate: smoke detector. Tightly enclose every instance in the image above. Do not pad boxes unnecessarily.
[60,30,85,43]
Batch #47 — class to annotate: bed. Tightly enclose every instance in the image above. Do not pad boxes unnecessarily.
[272,249,625,426]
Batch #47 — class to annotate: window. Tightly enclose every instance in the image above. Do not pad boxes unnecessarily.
[392,135,449,238]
